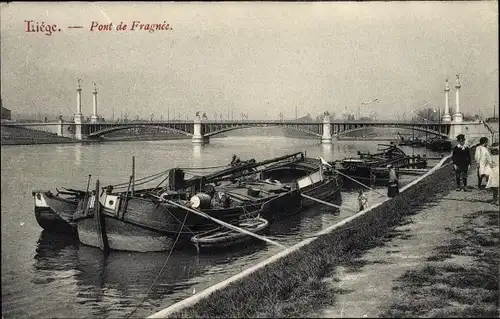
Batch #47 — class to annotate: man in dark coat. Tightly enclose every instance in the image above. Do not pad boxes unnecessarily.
[452,134,472,191]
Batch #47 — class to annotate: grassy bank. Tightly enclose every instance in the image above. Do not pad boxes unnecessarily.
[1,126,78,145]
[171,228,390,318]
[159,160,455,318]
[382,209,499,318]
[1,134,193,145]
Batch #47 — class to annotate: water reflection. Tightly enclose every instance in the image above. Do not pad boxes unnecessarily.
[31,232,203,317]
[31,230,271,317]
[320,143,333,161]
[34,231,79,266]
[192,144,203,167]
[55,145,66,153]
[74,145,83,166]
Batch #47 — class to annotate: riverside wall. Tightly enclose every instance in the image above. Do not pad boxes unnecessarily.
[148,155,454,318]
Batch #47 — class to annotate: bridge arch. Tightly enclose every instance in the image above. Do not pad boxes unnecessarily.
[332,124,450,139]
[87,125,193,138]
[203,123,322,137]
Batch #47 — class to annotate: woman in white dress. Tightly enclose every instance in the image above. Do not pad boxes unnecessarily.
[486,156,499,205]
[475,137,492,189]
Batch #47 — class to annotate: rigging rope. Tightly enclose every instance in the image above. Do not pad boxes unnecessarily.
[113,173,168,190]
[178,164,231,170]
[150,171,171,195]
[125,211,189,319]
[110,170,169,188]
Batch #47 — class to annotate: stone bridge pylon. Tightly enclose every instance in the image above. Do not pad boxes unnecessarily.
[192,112,209,144]
[321,111,332,144]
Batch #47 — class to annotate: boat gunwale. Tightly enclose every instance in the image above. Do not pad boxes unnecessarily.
[190,217,269,245]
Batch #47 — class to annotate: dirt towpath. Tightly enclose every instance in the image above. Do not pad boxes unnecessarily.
[313,168,499,318]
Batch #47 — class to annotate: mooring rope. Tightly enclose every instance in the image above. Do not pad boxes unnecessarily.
[301,193,357,213]
[125,211,189,319]
[334,169,388,198]
[163,206,196,236]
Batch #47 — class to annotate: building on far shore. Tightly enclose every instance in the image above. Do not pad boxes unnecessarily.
[1,99,12,120]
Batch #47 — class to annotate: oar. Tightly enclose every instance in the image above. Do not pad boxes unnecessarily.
[160,198,287,249]
[334,169,388,198]
[301,193,357,213]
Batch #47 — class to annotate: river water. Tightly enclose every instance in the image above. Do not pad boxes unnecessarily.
[1,136,442,318]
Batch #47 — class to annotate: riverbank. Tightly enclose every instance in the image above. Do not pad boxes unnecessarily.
[315,178,498,318]
[152,162,498,318]
[149,156,496,318]
[1,126,79,145]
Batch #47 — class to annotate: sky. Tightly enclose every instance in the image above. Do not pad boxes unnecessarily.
[1,1,498,121]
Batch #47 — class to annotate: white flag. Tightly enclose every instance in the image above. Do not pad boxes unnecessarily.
[316,156,332,168]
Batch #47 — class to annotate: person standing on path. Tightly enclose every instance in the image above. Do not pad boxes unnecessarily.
[452,134,472,192]
[387,164,399,197]
[474,137,492,189]
[357,189,368,211]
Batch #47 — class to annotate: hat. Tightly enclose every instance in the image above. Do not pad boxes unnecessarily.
[456,134,465,141]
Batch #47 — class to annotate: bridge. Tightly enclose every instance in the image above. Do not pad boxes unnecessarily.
[80,118,454,143]
[0,117,474,144]
[1,75,497,145]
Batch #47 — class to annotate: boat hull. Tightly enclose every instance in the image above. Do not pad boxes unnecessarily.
[300,176,342,208]
[112,195,271,236]
[336,145,427,186]
[261,158,343,205]
[32,191,78,234]
[74,187,285,252]
[190,217,269,252]
[76,215,175,252]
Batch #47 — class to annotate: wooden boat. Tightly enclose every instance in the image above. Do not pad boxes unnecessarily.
[74,184,291,252]
[334,144,427,185]
[73,152,343,252]
[31,188,86,234]
[190,217,269,252]
[397,133,425,147]
[30,155,258,235]
[425,137,452,152]
[259,157,342,210]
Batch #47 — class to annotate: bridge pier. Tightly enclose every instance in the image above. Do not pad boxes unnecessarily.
[192,116,209,144]
[321,114,332,144]
[74,114,84,140]
[57,117,64,136]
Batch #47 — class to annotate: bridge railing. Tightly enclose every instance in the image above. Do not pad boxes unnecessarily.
[2,119,450,126]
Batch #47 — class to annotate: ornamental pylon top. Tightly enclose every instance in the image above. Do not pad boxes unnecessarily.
[445,77,450,91]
